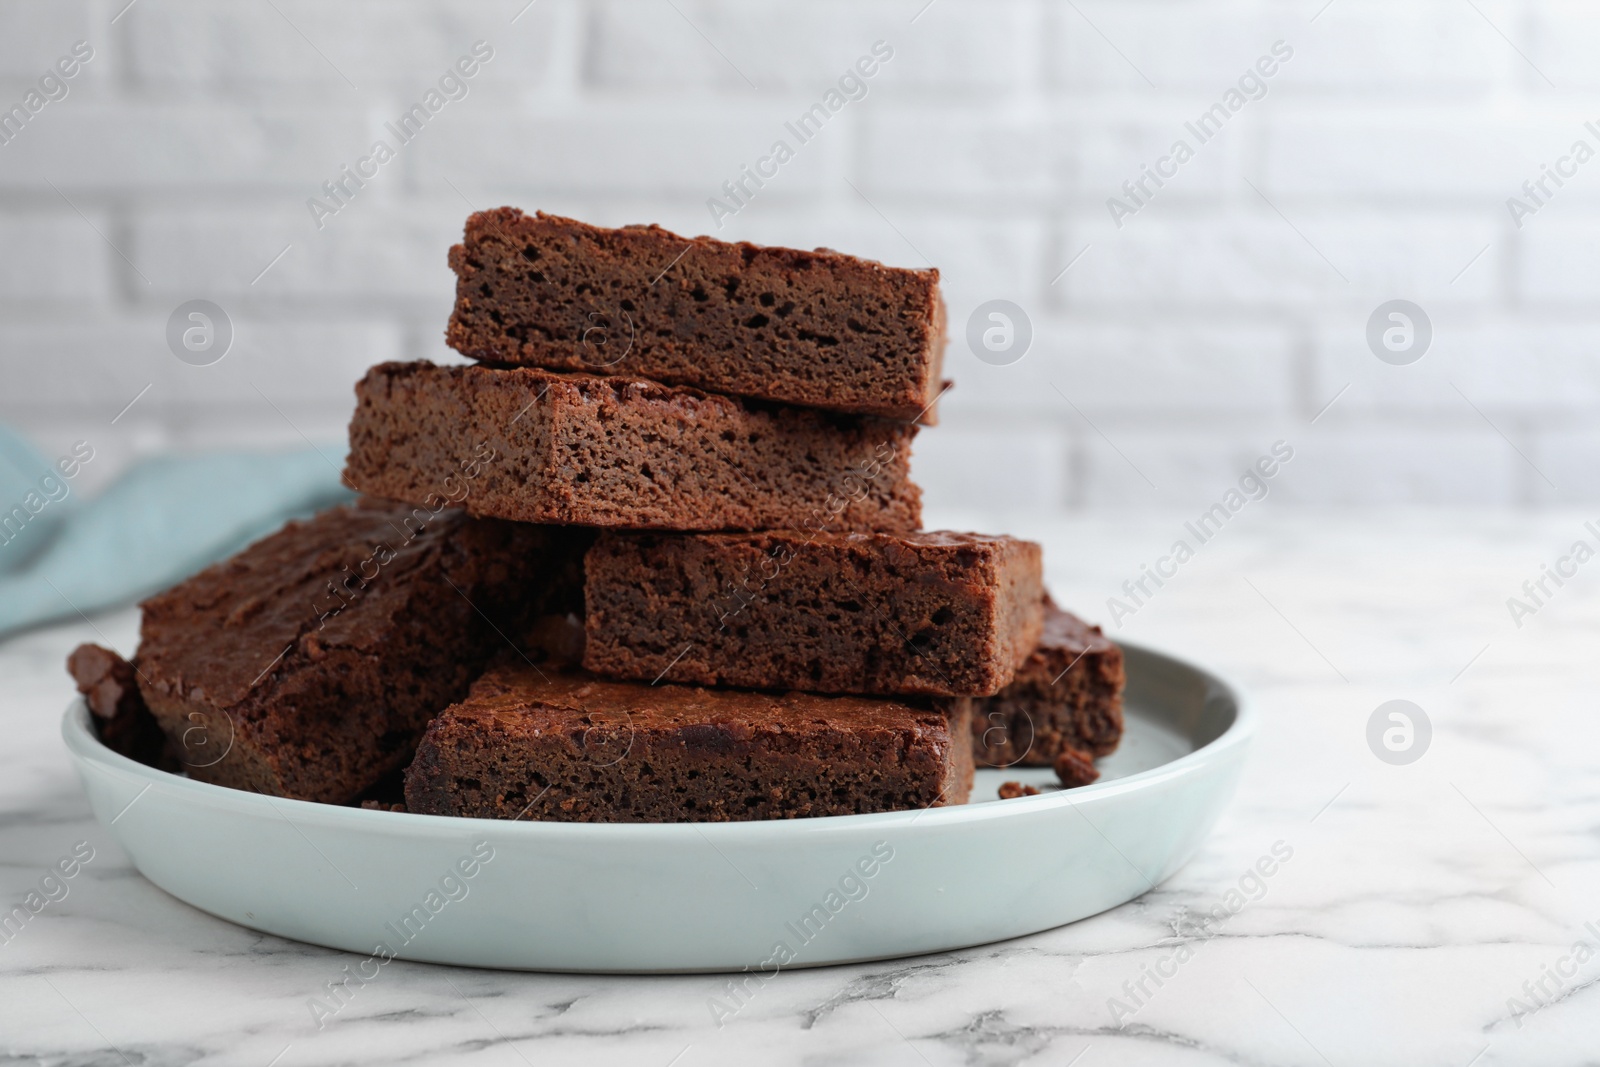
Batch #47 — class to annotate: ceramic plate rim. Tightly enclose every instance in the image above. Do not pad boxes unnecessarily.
[62,637,1256,839]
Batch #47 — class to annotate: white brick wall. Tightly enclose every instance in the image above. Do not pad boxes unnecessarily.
[1,0,1597,511]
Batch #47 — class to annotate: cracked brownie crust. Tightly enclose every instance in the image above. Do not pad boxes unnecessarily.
[582,530,1044,697]
[445,208,948,423]
[136,499,589,803]
[404,658,974,823]
[344,361,922,532]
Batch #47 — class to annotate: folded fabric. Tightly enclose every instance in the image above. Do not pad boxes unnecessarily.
[0,430,352,640]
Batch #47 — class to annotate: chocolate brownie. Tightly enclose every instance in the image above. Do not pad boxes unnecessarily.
[344,361,921,533]
[971,600,1125,768]
[445,208,948,423]
[67,643,174,770]
[404,658,974,822]
[582,530,1044,697]
[136,499,589,804]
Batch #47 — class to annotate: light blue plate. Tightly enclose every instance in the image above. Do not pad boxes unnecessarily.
[62,640,1254,973]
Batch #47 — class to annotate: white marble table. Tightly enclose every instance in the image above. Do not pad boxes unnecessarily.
[2,508,1596,1066]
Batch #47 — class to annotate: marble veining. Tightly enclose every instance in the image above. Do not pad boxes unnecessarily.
[2,510,1598,1066]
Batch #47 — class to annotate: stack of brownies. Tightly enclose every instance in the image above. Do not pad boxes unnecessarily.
[68,209,1127,822]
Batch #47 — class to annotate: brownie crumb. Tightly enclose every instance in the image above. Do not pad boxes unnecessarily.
[997,781,1040,800]
[1054,746,1099,789]
[66,643,175,770]
[359,800,407,812]
[69,642,139,721]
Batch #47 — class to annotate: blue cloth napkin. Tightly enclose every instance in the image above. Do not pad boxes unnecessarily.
[0,427,352,639]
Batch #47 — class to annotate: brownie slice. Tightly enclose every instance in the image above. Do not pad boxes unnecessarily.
[445,208,948,423]
[583,530,1044,697]
[344,361,921,533]
[971,600,1125,768]
[136,499,589,803]
[404,658,974,823]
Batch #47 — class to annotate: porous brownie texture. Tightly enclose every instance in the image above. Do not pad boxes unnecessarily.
[136,499,589,803]
[971,600,1125,768]
[445,208,948,423]
[344,361,921,532]
[582,530,1044,697]
[404,658,974,823]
